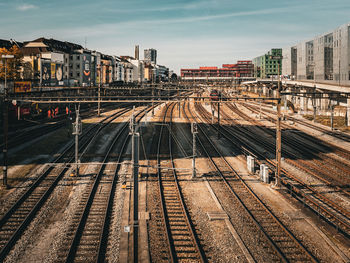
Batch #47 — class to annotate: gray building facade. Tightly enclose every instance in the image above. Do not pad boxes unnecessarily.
[144,48,157,64]
[283,22,350,85]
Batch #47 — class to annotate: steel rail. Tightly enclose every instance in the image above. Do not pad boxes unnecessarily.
[204,101,350,239]
[64,116,130,262]
[63,104,158,262]
[227,102,350,195]
[243,100,350,143]
[224,103,350,225]
[156,102,176,262]
[189,101,318,262]
[239,101,350,160]
[168,103,206,262]
[0,107,131,262]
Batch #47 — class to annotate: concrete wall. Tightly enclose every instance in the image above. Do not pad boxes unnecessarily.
[297,42,307,80]
[282,47,297,77]
[282,48,291,76]
[333,24,350,85]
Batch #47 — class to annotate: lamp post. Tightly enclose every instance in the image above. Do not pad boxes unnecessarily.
[2,54,14,188]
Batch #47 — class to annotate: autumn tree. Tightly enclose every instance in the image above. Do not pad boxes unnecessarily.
[0,45,23,81]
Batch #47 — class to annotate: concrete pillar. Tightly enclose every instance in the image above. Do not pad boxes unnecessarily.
[273,90,277,98]
[320,93,329,112]
[247,156,255,173]
[259,164,265,181]
[263,86,268,96]
[300,96,305,113]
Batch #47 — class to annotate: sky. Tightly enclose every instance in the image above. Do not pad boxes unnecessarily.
[0,0,349,74]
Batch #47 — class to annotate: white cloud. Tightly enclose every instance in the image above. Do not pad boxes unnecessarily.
[16,4,37,11]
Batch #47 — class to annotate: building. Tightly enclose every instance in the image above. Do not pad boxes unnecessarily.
[282,46,297,79]
[0,39,23,49]
[222,61,254,77]
[2,37,172,86]
[135,45,139,60]
[112,56,124,82]
[253,49,282,79]
[144,63,154,82]
[282,22,350,85]
[181,61,253,80]
[144,48,157,64]
[21,38,88,86]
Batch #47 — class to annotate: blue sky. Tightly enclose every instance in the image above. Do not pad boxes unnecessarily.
[0,0,349,73]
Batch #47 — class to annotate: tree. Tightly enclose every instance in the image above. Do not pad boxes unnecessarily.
[0,45,23,81]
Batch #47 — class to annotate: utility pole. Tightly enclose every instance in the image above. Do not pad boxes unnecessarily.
[275,63,282,187]
[178,86,180,118]
[98,68,101,116]
[259,99,262,119]
[2,54,14,188]
[152,84,154,116]
[191,123,198,178]
[129,108,139,263]
[331,104,334,131]
[217,95,221,139]
[312,94,317,122]
[72,104,82,176]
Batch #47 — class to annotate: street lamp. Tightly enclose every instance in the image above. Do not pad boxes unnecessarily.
[2,54,14,188]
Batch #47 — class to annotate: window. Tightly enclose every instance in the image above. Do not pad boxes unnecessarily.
[76,55,80,60]
[77,72,80,77]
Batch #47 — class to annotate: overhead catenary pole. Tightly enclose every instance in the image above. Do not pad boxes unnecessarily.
[98,67,101,116]
[275,63,282,187]
[2,54,14,188]
[313,94,317,122]
[331,104,334,131]
[217,99,221,139]
[152,82,154,116]
[130,108,139,263]
[178,85,180,118]
[73,104,81,176]
[191,123,198,178]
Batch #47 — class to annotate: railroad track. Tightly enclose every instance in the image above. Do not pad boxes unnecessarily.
[0,106,132,262]
[243,100,350,143]
[240,101,350,160]
[56,105,157,262]
[197,101,350,239]
[188,101,318,262]
[228,102,350,189]
[57,114,130,262]
[0,103,125,151]
[156,102,205,262]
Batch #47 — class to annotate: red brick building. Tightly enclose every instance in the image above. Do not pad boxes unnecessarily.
[181,61,254,79]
